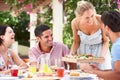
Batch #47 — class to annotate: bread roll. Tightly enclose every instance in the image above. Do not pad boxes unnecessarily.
[70,71,80,76]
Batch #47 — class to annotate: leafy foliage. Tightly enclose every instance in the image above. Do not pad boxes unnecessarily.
[63,0,78,48]
[63,0,118,48]
[35,0,118,48]
[1,0,118,48]
[37,7,53,28]
[5,0,37,11]
[0,11,30,46]
[0,11,18,25]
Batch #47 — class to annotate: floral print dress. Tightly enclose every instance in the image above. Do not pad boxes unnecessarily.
[0,51,14,71]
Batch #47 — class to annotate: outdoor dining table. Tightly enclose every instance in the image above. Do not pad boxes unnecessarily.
[0,75,98,80]
[0,70,99,80]
[0,55,102,80]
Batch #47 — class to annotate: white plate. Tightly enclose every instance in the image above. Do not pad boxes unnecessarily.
[65,69,82,73]
[0,77,18,80]
[65,73,97,79]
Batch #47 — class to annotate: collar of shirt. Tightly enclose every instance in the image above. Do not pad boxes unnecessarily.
[36,42,55,55]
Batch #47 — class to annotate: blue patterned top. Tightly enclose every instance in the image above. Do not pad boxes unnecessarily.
[77,29,112,70]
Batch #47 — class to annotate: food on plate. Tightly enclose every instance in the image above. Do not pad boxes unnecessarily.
[69,70,92,77]
[23,72,34,78]
[62,54,104,63]
[50,65,57,71]
[66,54,96,59]
[18,69,26,76]
[69,71,80,76]
[66,54,76,58]
[77,54,95,59]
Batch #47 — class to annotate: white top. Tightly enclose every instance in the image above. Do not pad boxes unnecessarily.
[77,29,102,56]
[77,29,112,70]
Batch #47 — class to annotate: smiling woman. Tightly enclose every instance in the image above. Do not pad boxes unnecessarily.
[0,25,28,74]
[70,1,112,70]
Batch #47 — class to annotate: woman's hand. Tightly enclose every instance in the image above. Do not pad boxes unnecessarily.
[0,70,10,75]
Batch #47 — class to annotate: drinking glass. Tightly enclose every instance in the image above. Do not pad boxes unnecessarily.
[29,65,36,74]
[10,65,18,77]
[55,58,65,78]
[37,54,51,75]
[11,69,18,77]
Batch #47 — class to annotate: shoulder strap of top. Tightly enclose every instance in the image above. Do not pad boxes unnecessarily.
[73,18,80,30]
[0,54,6,70]
[94,14,102,26]
[7,50,14,66]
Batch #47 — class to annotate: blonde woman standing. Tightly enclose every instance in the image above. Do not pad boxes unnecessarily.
[70,1,111,70]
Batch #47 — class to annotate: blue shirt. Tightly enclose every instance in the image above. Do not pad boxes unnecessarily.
[111,38,120,70]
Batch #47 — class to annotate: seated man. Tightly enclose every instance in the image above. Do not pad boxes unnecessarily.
[81,10,120,80]
[28,24,75,70]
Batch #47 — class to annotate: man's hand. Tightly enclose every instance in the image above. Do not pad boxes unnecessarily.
[80,63,99,74]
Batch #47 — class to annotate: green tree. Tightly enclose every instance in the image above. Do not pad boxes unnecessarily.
[36,0,118,48]
[63,0,118,48]
[0,11,30,46]
[2,0,118,48]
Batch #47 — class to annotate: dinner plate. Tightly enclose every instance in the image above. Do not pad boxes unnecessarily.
[65,69,82,73]
[65,73,97,80]
[0,77,18,80]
